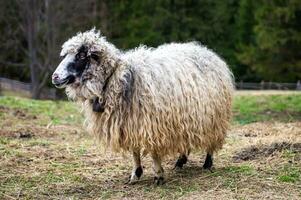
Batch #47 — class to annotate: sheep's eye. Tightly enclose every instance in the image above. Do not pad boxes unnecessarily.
[79,52,86,59]
[76,52,86,60]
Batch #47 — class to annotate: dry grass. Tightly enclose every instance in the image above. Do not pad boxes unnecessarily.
[0,94,300,199]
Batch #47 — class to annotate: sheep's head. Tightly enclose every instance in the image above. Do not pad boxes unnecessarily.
[52,45,92,88]
[52,29,119,100]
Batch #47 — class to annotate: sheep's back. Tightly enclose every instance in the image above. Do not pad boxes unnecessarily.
[120,42,234,156]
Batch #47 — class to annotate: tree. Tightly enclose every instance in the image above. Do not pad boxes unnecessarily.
[237,0,301,82]
[0,0,27,81]
[1,0,301,94]
[17,0,103,98]
[234,0,259,81]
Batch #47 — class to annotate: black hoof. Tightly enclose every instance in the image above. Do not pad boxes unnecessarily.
[174,155,188,169]
[126,166,143,184]
[153,176,165,185]
[203,153,213,170]
[135,166,143,178]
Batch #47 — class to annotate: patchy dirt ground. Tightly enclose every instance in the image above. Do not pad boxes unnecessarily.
[0,96,300,199]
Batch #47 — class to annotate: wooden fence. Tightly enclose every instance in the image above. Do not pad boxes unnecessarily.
[0,77,57,99]
[236,81,301,90]
[0,77,300,100]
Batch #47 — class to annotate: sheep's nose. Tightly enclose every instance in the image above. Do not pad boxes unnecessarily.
[52,73,59,81]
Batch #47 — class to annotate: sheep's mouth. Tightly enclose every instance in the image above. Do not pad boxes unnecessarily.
[52,76,75,88]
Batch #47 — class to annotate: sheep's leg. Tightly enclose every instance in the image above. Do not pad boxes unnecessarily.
[174,154,188,169]
[174,149,190,169]
[151,153,165,185]
[128,150,143,184]
[203,153,213,170]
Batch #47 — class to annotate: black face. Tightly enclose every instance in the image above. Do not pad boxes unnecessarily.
[67,46,90,80]
[52,45,100,88]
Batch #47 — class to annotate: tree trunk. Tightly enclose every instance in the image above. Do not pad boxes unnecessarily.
[99,0,109,36]
[25,0,40,99]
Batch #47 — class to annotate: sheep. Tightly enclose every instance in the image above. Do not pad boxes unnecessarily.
[52,29,234,185]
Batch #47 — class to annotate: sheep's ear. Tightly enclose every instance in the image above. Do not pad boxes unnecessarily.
[121,69,134,104]
[90,51,101,63]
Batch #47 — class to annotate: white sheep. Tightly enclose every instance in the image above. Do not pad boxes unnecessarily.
[52,29,234,184]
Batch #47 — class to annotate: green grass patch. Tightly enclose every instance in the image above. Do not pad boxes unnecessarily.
[0,96,83,125]
[1,93,301,126]
[223,165,254,175]
[207,165,254,178]
[74,145,88,156]
[27,139,51,147]
[0,141,24,157]
[0,137,10,145]
[277,165,300,183]
[233,94,301,124]
[282,150,297,159]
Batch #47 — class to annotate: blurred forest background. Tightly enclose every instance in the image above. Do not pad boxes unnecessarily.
[0,0,301,98]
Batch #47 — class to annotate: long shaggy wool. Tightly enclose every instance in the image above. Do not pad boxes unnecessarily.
[63,30,234,157]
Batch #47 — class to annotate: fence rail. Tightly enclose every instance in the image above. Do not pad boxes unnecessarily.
[236,81,301,90]
[0,77,300,100]
[0,77,57,99]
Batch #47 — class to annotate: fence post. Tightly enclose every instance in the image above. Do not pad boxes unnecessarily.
[240,80,243,90]
[268,81,272,89]
[260,81,264,90]
[0,80,2,96]
[297,80,301,90]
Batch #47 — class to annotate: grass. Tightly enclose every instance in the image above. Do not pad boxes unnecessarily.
[1,93,301,126]
[277,165,300,183]
[0,96,82,126]
[0,92,301,199]
[233,94,301,124]
[223,165,254,175]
